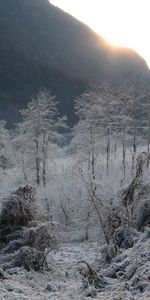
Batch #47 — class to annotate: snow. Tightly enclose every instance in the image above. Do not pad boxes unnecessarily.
[0,242,98,300]
[0,229,150,300]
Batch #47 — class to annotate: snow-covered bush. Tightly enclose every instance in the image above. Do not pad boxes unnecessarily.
[0,185,36,227]
[24,222,59,252]
[137,200,150,231]
[102,228,150,297]
[113,225,139,249]
[12,246,47,271]
[0,185,59,272]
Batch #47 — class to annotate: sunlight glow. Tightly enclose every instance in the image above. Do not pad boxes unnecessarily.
[51,0,150,68]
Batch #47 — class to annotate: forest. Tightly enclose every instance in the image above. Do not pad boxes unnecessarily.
[0,84,150,299]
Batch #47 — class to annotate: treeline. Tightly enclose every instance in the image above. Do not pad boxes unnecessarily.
[0,84,150,240]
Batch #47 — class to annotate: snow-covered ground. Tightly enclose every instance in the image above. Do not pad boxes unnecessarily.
[0,242,96,300]
[0,228,150,300]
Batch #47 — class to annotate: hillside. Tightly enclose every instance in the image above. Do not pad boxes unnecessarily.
[0,0,149,126]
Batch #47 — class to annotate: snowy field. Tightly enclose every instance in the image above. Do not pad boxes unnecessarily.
[0,228,150,300]
[1,242,96,300]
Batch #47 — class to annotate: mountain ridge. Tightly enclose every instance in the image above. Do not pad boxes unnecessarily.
[0,0,149,126]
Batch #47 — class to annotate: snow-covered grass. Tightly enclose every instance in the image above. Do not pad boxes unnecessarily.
[0,243,97,300]
[0,227,150,300]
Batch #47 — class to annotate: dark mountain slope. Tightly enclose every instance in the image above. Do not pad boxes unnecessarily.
[0,0,149,126]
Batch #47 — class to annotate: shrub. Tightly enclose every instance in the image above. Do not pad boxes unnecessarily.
[0,185,36,226]
[13,246,47,271]
[24,222,59,251]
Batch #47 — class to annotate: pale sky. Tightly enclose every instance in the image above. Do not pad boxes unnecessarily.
[51,0,150,68]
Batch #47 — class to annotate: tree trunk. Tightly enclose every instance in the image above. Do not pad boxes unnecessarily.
[147,124,150,168]
[106,127,110,176]
[22,154,27,182]
[133,125,137,153]
[85,210,90,241]
[122,125,126,183]
[42,159,46,187]
[114,125,119,159]
[35,140,40,186]
[42,134,48,187]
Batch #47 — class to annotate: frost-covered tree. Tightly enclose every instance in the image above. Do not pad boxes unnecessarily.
[0,120,14,171]
[15,90,66,186]
[73,83,149,180]
[72,84,119,175]
[70,83,150,242]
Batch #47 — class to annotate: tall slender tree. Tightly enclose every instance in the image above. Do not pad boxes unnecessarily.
[0,120,13,171]
[16,90,66,186]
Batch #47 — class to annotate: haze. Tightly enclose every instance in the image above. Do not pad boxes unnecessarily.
[51,0,150,68]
